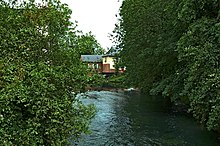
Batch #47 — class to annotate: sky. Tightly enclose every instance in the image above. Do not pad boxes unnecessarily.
[61,0,122,49]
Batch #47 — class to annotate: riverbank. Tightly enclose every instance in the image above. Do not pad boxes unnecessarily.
[85,86,139,93]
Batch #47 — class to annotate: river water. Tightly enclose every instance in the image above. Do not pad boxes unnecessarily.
[74,91,219,146]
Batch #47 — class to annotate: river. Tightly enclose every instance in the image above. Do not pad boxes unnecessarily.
[73,91,219,146]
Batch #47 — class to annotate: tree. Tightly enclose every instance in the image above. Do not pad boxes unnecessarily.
[177,0,220,131]
[117,0,220,132]
[76,31,105,55]
[119,0,181,92]
[0,0,96,145]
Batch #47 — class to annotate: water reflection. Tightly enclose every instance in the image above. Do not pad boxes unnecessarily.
[74,91,219,146]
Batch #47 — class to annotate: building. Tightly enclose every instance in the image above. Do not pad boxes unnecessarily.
[81,55,103,73]
[81,54,125,75]
[102,54,115,73]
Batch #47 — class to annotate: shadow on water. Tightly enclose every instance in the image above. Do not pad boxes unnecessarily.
[72,91,219,146]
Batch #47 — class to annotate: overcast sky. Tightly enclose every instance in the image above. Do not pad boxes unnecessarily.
[61,0,122,49]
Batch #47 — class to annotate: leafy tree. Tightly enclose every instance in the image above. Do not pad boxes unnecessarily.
[119,0,181,92]
[117,0,220,132]
[76,31,105,55]
[0,0,97,145]
[177,0,220,130]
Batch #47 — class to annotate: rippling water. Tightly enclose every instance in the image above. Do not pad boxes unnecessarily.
[73,91,219,146]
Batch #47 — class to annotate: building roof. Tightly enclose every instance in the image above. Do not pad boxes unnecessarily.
[81,55,102,62]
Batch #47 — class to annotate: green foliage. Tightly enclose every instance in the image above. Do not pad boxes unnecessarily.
[106,74,128,88]
[76,32,105,55]
[119,0,181,92]
[0,0,97,145]
[0,61,95,145]
[118,0,220,132]
[177,18,220,130]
